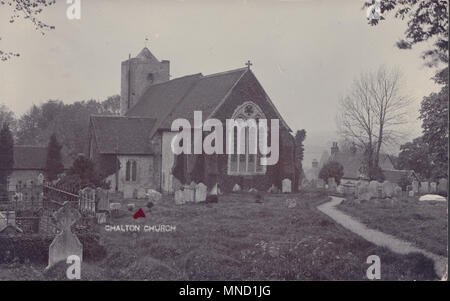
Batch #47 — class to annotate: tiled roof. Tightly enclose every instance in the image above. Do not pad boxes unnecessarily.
[90,116,157,154]
[330,151,364,179]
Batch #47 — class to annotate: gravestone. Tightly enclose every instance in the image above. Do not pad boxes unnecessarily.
[317,179,325,189]
[96,212,107,224]
[96,188,110,212]
[408,190,415,197]
[123,186,134,199]
[382,181,395,198]
[282,179,292,193]
[232,184,241,192]
[248,188,258,193]
[412,180,419,193]
[127,203,136,211]
[327,178,336,191]
[174,189,185,205]
[47,202,83,270]
[137,188,147,199]
[195,183,207,203]
[184,185,195,203]
[368,181,379,196]
[438,178,448,194]
[430,182,437,193]
[268,184,279,193]
[336,185,344,194]
[394,186,402,197]
[356,182,368,198]
[420,181,429,194]
[147,189,162,203]
[37,173,45,185]
[359,192,373,202]
[109,203,121,210]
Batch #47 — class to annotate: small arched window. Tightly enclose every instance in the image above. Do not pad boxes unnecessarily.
[125,160,138,182]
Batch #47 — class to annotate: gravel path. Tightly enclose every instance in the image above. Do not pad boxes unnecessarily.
[317,196,447,280]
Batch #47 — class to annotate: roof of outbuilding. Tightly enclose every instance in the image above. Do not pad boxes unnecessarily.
[90,115,157,154]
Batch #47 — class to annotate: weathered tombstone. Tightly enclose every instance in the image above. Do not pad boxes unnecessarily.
[327,178,336,191]
[195,183,207,203]
[137,187,147,199]
[382,181,395,198]
[174,189,185,205]
[359,192,373,202]
[282,178,292,193]
[336,185,344,194]
[232,184,241,192]
[123,186,134,199]
[109,202,121,210]
[184,185,195,203]
[147,189,162,203]
[317,179,325,189]
[37,173,45,185]
[408,190,415,197]
[96,212,107,224]
[356,182,368,198]
[412,180,419,193]
[47,202,83,270]
[438,178,448,194]
[96,188,110,212]
[368,181,379,196]
[248,188,258,193]
[127,203,135,211]
[268,184,279,193]
[430,182,437,193]
[286,198,297,208]
[394,185,402,197]
[420,181,429,194]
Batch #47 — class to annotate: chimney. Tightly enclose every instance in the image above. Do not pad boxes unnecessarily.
[331,142,339,156]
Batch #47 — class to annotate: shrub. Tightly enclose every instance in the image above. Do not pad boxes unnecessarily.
[319,161,344,185]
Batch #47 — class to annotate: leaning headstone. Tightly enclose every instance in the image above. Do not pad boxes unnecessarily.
[382,181,395,198]
[438,178,448,194]
[282,178,292,193]
[174,189,185,205]
[232,184,241,192]
[47,202,83,270]
[420,181,429,194]
[195,183,207,203]
[429,182,437,193]
[412,180,419,193]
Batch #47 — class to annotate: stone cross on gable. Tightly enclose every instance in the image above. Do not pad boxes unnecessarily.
[245,60,253,70]
[145,36,149,48]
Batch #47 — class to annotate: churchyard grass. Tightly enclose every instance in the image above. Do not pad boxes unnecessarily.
[0,191,438,280]
[338,196,447,257]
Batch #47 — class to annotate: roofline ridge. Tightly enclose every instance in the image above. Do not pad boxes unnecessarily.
[14,145,47,148]
[202,67,248,79]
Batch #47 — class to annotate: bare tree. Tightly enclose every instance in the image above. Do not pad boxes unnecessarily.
[337,66,411,176]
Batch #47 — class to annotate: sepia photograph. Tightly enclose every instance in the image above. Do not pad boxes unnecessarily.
[0,0,448,285]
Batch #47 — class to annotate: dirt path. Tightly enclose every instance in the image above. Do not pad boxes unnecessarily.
[317,196,447,280]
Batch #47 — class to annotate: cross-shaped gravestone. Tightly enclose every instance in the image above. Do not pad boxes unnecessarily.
[245,60,253,70]
[46,202,83,270]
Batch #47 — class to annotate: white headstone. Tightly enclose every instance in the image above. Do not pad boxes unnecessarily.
[282,178,292,193]
[232,184,241,192]
[408,190,415,197]
[109,203,121,210]
[248,188,258,193]
[420,181,429,194]
[382,181,395,198]
[184,185,195,203]
[147,189,162,203]
[286,198,297,208]
[336,185,344,194]
[268,184,279,193]
[174,189,185,205]
[37,173,45,185]
[430,182,437,193]
[195,183,207,203]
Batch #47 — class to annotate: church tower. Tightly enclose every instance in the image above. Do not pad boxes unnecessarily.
[120,47,170,115]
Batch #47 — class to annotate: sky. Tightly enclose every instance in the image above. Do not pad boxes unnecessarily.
[0,0,442,165]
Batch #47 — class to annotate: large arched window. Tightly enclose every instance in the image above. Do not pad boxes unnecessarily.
[125,159,137,181]
[228,101,266,175]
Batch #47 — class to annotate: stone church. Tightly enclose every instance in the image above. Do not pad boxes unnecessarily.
[89,47,297,197]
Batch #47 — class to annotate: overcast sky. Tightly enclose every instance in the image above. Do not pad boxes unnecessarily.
[0,0,441,162]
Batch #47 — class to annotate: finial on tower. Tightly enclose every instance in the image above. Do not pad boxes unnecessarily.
[245,60,253,70]
[145,36,149,48]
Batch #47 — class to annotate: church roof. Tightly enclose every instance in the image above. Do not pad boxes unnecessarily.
[90,116,157,155]
[126,68,249,132]
[136,47,158,61]
[12,146,48,170]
